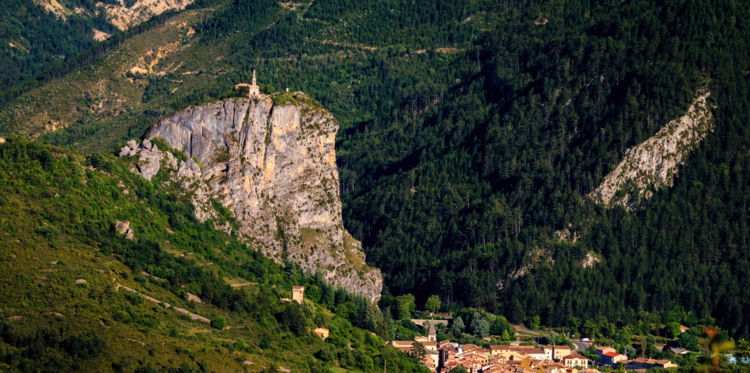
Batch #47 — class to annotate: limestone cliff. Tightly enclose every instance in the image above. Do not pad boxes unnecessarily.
[120,92,382,300]
[589,90,713,209]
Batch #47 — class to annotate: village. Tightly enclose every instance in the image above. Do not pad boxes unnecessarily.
[387,320,680,373]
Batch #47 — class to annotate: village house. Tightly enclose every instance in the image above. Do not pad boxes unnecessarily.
[478,363,502,373]
[314,327,329,339]
[541,345,554,361]
[464,352,490,365]
[553,345,572,360]
[438,341,460,362]
[594,346,616,358]
[386,340,437,355]
[625,357,678,370]
[598,351,628,367]
[669,347,689,355]
[490,345,547,361]
[561,354,589,368]
[549,367,578,373]
[387,340,416,353]
[424,350,440,372]
[536,360,569,372]
[463,344,489,354]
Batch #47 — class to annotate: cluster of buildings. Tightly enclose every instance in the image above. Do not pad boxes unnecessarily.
[387,323,679,373]
[388,325,594,373]
[437,344,592,373]
[594,347,677,370]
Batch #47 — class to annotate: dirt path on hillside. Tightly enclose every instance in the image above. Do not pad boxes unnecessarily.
[115,283,210,323]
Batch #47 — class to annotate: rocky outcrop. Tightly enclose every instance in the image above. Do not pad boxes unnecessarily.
[590,90,713,209]
[121,93,382,300]
[93,29,112,42]
[34,0,72,20]
[555,228,579,243]
[115,220,134,240]
[580,252,600,269]
[97,0,195,31]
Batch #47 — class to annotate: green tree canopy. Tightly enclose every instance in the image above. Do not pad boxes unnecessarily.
[396,294,416,320]
[470,313,490,338]
[425,295,441,313]
[451,316,465,336]
[666,322,682,339]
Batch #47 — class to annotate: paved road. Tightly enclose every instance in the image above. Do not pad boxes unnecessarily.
[571,339,590,352]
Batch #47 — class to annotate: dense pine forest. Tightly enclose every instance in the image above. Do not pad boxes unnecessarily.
[3,0,750,345]
[0,0,115,90]
[338,0,750,338]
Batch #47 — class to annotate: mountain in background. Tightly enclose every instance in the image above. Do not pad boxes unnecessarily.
[0,0,194,91]
[2,0,750,342]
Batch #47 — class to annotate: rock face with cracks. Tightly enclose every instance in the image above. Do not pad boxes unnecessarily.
[122,93,382,300]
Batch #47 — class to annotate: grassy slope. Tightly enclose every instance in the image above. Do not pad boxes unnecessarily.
[0,138,425,372]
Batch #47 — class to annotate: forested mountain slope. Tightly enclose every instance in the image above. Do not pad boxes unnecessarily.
[0,0,194,92]
[0,0,481,152]
[0,7,218,147]
[0,0,100,90]
[3,0,750,340]
[339,0,750,338]
[0,138,426,372]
